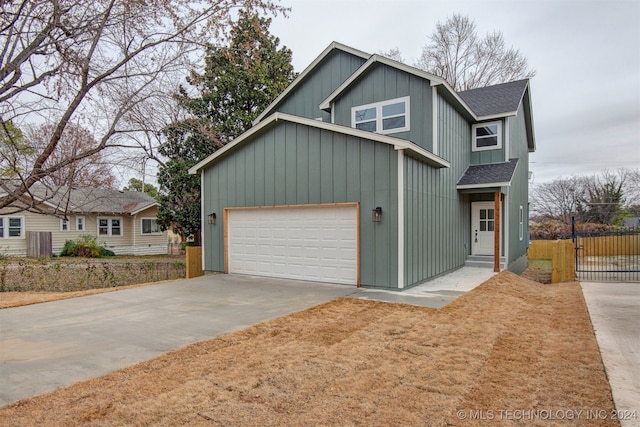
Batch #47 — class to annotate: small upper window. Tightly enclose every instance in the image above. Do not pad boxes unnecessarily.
[352,96,410,134]
[61,219,70,232]
[472,121,502,151]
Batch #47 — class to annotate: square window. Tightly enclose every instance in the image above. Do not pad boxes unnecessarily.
[472,121,502,151]
[142,218,160,234]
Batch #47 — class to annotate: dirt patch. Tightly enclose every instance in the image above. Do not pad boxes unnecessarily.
[0,280,176,309]
[0,272,616,426]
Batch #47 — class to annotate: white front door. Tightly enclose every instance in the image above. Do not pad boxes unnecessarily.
[472,202,496,255]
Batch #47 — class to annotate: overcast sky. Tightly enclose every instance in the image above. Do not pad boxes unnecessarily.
[269,0,640,184]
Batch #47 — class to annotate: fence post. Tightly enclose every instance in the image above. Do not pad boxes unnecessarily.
[185,246,204,278]
[86,262,91,290]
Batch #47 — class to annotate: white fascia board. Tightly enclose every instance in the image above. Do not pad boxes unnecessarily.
[319,55,448,111]
[189,114,279,174]
[252,42,370,125]
[189,112,451,173]
[129,202,159,216]
[456,182,512,190]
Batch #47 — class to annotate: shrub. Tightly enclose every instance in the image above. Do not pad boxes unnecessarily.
[60,235,114,258]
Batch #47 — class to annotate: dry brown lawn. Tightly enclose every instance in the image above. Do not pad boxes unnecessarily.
[0,272,617,426]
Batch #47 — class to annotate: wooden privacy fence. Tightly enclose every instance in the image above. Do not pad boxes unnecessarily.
[576,233,639,256]
[528,240,575,283]
[26,231,52,259]
[185,246,204,278]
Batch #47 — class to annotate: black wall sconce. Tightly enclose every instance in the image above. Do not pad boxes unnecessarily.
[208,212,217,225]
[372,207,382,223]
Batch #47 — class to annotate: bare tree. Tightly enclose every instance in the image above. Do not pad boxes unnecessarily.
[25,123,116,189]
[0,0,285,212]
[415,14,535,91]
[530,175,589,224]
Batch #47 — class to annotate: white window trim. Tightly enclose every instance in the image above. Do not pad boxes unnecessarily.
[0,215,25,239]
[472,120,502,152]
[141,217,162,235]
[97,217,124,237]
[60,218,70,232]
[76,216,85,232]
[351,96,410,135]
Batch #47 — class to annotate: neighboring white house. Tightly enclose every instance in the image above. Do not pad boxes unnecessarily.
[0,186,167,256]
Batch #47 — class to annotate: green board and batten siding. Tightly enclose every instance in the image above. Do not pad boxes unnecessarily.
[269,50,367,122]
[506,102,531,272]
[201,121,399,288]
[402,92,472,287]
[331,63,435,152]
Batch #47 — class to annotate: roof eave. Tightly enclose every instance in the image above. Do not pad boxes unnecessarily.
[456,181,512,190]
[190,112,451,173]
[253,42,370,125]
[129,201,159,215]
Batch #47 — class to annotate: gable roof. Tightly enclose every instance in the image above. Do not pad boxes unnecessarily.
[29,186,158,215]
[458,80,529,117]
[189,112,450,174]
[318,53,481,122]
[253,42,370,125]
[456,159,519,189]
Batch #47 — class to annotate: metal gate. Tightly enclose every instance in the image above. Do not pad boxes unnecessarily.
[573,223,640,282]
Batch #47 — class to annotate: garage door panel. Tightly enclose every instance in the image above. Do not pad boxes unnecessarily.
[228,206,358,285]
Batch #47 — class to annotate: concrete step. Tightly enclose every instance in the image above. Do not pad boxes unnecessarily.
[465,255,506,270]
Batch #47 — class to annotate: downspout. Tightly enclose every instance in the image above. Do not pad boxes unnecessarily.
[200,170,205,272]
[397,149,405,288]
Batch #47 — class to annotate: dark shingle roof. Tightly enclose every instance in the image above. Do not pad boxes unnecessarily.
[29,186,157,214]
[458,80,529,117]
[457,159,519,187]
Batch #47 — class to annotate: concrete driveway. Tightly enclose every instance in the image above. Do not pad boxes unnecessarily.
[0,267,495,407]
[0,274,357,407]
[581,282,640,427]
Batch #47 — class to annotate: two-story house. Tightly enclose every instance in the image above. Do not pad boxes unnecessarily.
[189,42,535,289]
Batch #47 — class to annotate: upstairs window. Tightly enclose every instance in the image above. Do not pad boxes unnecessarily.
[76,216,85,232]
[60,219,70,232]
[352,96,410,134]
[472,121,502,151]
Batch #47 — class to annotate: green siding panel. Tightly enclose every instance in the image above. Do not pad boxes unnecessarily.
[201,121,398,288]
[332,63,434,151]
[274,50,366,121]
[401,93,472,287]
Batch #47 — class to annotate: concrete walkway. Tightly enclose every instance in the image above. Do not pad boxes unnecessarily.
[581,282,640,427]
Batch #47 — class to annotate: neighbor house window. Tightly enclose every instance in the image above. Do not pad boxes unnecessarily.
[98,217,122,237]
[0,216,24,239]
[141,218,160,234]
[60,219,70,232]
[76,216,85,232]
[352,96,410,134]
[519,205,524,241]
[472,121,502,151]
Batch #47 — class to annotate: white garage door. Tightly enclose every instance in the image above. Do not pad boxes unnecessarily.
[227,205,358,285]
